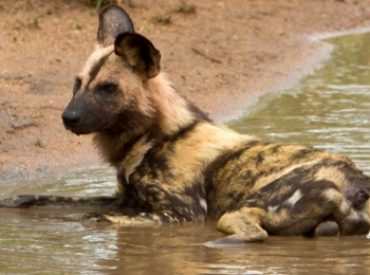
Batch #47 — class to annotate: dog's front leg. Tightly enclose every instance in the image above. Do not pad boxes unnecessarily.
[96,209,185,226]
[0,194,119,210]
[205,207,268,246]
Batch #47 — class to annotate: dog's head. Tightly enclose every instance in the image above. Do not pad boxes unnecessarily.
[62,5,160,135]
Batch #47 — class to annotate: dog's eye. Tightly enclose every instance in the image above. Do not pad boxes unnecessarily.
[96,82,119,96]
[73,77,82,95]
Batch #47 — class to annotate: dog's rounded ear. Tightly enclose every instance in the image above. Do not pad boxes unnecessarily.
[97,4,135,46]
[114,33,161,79]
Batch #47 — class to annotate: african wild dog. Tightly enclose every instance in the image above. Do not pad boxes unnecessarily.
[1,5,369,243]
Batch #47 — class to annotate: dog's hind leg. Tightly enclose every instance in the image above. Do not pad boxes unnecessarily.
[336,205,370,235]
[206,207,268,246]
[266,187,369,237]
[322,187,370,235]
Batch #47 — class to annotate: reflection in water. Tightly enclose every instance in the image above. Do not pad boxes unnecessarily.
[2,33,370,274]
[0,209,118,273]
[1,209,369,274]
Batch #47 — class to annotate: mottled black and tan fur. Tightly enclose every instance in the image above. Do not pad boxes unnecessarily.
[2,5,369,242]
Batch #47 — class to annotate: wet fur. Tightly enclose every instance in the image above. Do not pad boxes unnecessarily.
[2,5,369,242]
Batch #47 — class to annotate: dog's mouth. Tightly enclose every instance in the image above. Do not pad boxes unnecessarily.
[65,125,91,136]
[61,109,97,135]
[62,117,94,136]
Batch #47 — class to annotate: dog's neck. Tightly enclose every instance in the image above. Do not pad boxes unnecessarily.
[146,73,197,135]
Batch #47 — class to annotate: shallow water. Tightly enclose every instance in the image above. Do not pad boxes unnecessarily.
[230,33,370,175]
[1,33,370,274]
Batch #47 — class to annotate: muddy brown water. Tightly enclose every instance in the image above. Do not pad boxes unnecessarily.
[1,33,370,274]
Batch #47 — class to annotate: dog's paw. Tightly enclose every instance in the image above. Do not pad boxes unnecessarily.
[0,195,42,208]
[81,212,112,222]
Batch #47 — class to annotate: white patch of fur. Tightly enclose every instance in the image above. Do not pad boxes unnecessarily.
[134,83,155,117]
[200,199,208,213]
[146,73,195,135]
[286,190,303,206]
[268,205,279,212]
[121,136,152,184]
[252,158,324,192]
[367,231,370,239]
[322,188,341,202]
[79,44,114,89]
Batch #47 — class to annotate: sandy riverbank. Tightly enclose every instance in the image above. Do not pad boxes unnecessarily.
[1,0,370,181]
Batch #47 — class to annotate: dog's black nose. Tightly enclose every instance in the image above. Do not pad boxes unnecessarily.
[62,110,80,127]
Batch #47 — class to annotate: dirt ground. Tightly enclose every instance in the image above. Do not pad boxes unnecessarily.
[1,0,370,182]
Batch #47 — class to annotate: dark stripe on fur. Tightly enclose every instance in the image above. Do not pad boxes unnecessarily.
[204,140,266,193]
[232,159,344,212]
[187,102,211,121]
[132,121,201,180]
[165,120,199,142]
[291,148,320,161]
[147,120,200,144]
